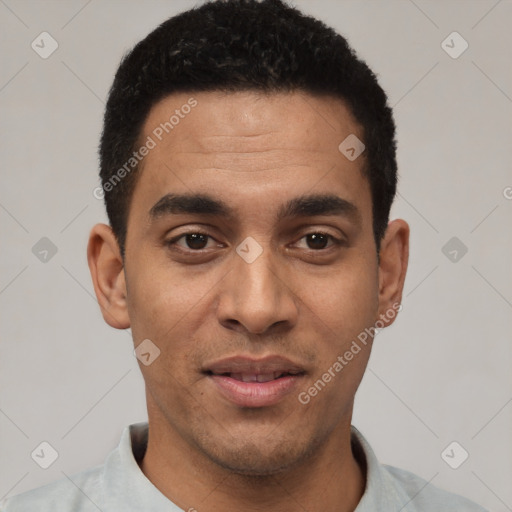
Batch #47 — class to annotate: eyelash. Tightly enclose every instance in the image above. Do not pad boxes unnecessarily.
[166,231,220,251]
[166,230,344,253]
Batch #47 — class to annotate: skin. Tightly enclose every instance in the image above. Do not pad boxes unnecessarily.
[88,91,409,511]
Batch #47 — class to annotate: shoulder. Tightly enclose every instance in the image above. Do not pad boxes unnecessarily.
[0,465,103,512]
[350,426,489,512]
[382,464,489,511]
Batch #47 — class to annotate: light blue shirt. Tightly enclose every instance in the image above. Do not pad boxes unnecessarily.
[1,422,488,511]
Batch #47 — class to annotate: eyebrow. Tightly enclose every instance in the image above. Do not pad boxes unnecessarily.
[276,193,361,225]
[149,192,361,225]
[149,193,234,219]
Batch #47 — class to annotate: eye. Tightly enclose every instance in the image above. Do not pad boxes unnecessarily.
[168,232,218,251]
[295,232,341,250]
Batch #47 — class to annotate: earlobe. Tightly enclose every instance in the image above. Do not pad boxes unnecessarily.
[377,219,409,327]
[87,223,131,329]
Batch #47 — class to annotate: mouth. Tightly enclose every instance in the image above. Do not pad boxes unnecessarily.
[207,370,302,383]
[203,356,306,408]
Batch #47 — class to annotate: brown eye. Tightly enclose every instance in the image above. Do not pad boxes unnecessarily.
[168,232,217,251]
[292,231,345,253]
[183,233,209,250]
[305,233,330,250]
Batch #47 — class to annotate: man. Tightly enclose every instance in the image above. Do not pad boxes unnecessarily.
[1,0,488,510]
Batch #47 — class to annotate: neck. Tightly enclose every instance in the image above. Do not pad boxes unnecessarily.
[139,413,366,512]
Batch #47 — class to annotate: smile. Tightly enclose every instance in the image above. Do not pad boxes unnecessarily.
[204,356,306,408]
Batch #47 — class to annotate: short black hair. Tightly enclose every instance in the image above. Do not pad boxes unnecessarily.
[99,0,397,255]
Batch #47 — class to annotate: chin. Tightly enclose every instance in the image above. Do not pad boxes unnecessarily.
[210,451,301,477]
[195,430,322,477]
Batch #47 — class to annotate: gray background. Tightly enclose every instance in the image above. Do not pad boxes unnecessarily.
[0,0,511,510]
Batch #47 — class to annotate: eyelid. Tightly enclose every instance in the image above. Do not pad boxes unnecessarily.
[294,225,347,241]
[167,228,211,240]
[292,231,345,250]
[166,230,221,249]
[165,223,220,241]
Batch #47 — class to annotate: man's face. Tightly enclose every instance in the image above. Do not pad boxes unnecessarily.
[123,91,382,474]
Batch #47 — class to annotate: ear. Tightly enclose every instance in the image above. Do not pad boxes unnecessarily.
[87,223,130,329]
[376,219,409,327]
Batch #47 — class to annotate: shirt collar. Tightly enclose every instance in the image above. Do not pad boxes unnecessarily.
[351,425,405,511]
[101,422,181,511]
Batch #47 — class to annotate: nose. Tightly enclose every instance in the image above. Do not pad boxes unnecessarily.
[217,245,299,336]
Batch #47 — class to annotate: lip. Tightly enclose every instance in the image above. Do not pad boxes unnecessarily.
[204,355,306,408]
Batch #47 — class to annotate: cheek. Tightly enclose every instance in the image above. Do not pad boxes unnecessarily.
[124,257,220,345]
[298,269,377,417]
[296,255,379,391]
[302,260,379,332]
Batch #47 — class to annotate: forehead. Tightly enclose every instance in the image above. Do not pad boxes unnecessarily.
[141,90,362,162]
[130,90,370,222]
